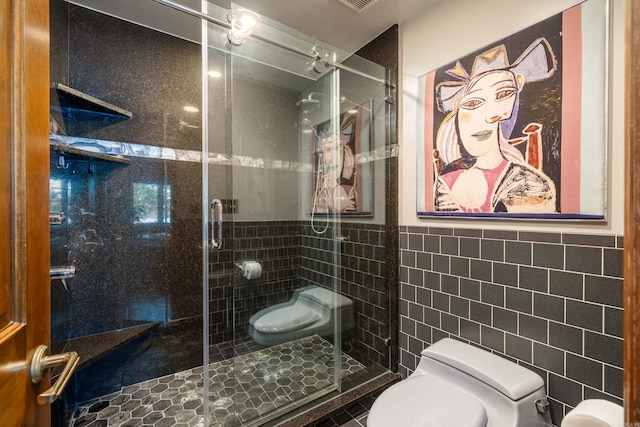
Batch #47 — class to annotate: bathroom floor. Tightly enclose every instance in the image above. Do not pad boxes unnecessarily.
[69,335,365,426]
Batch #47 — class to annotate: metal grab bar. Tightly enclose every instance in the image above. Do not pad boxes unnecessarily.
[210,199,223,249]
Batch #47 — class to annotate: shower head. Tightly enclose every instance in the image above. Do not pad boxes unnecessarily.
[296,96,321,116]
[296,91,325,108]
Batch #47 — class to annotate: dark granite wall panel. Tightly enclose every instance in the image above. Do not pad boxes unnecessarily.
[49,156,203,345]
[65,5,202,148]
[50,2,207,410]
[52,1,205,329]
[355,24,399,371]
[398,226,623,426]
[355,25,399,73]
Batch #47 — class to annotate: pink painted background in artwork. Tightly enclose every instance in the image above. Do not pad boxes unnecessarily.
[423,71,435,212]
[355,108,363,210]
[561,5,583,213]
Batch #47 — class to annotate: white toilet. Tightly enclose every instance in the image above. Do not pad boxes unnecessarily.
[561,399,623,427]
[248,285,354,346]
[367,338,553,427]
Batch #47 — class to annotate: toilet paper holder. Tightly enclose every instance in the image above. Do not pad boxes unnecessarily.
[234,261,262,279]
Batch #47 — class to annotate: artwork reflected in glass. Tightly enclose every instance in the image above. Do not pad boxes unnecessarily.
[417,0,608,220]
[312,107,372,215]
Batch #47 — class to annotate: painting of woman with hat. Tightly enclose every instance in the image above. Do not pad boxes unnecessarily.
[433,37,558,213]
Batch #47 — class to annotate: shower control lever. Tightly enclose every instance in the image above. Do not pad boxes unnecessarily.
[50,266,76,280]
[49,212,66,225]
[50,266,76,290]
[210,199,223,250]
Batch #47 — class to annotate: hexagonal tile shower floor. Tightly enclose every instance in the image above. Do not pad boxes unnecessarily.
[69,335,364,426]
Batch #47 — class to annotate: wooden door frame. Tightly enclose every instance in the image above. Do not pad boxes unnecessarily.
[0,0,50,425]
[1,0,639,424]
[22,0,52,422]
[625,0,640,423]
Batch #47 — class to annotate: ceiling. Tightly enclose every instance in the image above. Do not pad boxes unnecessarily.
[224,0,441,53]
[70,0,440,54]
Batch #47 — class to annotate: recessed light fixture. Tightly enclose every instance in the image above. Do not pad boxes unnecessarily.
[208,70,222,78]
[183,105,200,113]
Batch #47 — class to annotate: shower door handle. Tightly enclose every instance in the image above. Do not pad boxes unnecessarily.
[210,199,223,250]
[30,345,80,405]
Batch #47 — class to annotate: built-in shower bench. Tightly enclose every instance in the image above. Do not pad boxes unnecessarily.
[53,322,159,371]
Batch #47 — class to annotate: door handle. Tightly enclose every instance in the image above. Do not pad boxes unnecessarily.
[210,198,223,250]
[30,345,80,405]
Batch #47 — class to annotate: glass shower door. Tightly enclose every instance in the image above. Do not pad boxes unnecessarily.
[203,2,344,424]
[203,2,395,425]
[229,14,345,426]
[229,65,343,426]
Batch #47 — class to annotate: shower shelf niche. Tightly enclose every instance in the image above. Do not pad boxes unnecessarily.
[50,82,133,140]
[52,82,133,120]
[50,142,131,164]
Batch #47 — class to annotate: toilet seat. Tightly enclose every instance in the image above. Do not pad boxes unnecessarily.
[252,304,321,333]
[367,374,487,427]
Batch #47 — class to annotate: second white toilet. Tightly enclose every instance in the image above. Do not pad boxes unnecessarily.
[248,285,354,346]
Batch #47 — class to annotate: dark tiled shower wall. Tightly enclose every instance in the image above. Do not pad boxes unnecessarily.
[300,222,390,366]
[398,226,623,426]
[207,221,301,353]
[208,221,390,369]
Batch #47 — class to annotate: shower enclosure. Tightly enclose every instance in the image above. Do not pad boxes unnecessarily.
[49,0,397,425]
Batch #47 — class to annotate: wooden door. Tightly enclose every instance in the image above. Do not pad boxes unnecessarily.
[627,0,640,423]
[0,0,51,425]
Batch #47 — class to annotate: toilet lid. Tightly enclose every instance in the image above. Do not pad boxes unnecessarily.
[368,375,487,427]
[252,304,321,333]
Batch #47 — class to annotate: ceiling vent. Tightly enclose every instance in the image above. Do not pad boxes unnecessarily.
[335,0,380,13]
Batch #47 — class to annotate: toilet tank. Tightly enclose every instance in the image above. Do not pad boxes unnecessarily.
[297,286,355,330]
[415,338,552,427]
[297,286,352,308]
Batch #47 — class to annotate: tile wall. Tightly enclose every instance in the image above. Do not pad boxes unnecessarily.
[208,221,391,369]
[398,226,623,426]
[208,221,301,348]
[300,223,390,366]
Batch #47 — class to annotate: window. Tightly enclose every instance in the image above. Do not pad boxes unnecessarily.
[133,183,171,224]
[49,178,67,213]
